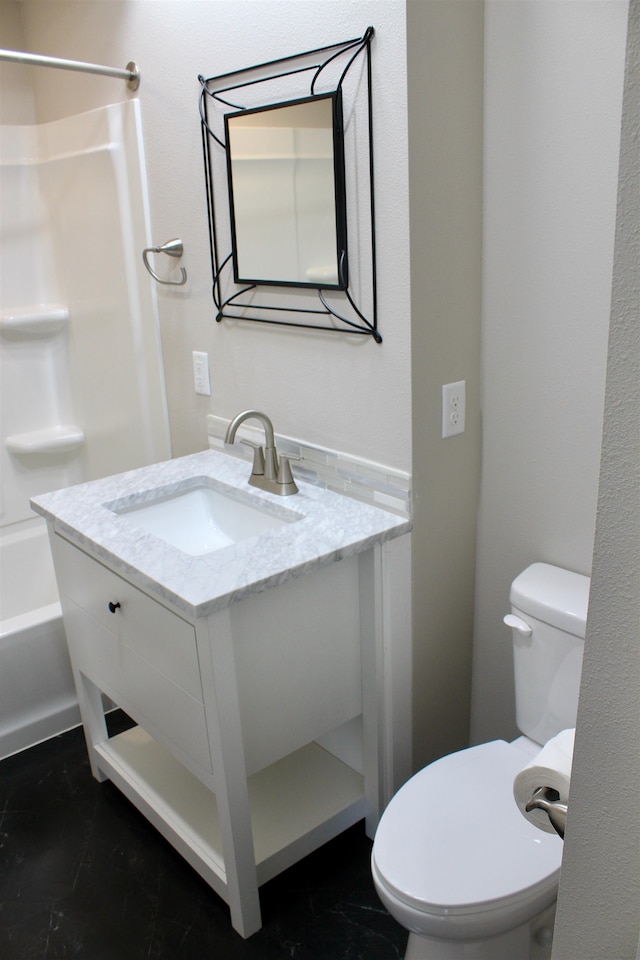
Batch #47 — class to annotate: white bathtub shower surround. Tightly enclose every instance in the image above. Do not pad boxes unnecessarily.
[0,99,170,758]
[0,521,74,759]
[32,448,412,938]
[0,100,170,526]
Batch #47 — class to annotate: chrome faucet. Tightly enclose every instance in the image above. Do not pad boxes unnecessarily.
[224,410,298,496]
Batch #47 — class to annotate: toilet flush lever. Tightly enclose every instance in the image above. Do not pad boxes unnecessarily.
[503,614,532,637]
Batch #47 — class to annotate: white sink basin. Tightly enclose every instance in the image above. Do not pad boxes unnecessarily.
[111,482,299,556]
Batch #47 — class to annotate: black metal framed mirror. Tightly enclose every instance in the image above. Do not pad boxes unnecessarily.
[198,27,381,342]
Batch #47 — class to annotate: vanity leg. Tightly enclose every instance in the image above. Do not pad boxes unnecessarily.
[74,669,109,782]
[360,546,385,837]
[196,609,261,939]
[47,525,110,781]
[360,536,413,838]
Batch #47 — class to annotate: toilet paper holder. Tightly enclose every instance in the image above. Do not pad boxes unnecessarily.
[525,786,568,839]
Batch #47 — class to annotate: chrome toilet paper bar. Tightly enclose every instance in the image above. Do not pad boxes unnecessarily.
[525,786,568,839]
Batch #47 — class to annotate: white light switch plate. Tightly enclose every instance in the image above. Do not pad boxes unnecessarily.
[193,351,211,396]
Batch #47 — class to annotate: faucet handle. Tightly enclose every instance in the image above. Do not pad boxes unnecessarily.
[251,445,266,478]
[237,440,265,477]
[276,456,299,495]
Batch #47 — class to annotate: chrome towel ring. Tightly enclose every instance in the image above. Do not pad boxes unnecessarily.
[142,238,187,285]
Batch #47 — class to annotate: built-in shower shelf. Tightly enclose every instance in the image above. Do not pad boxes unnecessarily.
[5,426,85,455]
[0,305,69,337]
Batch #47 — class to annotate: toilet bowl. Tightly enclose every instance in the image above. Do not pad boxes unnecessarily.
[371,563,590,960]
[371,740,562,959]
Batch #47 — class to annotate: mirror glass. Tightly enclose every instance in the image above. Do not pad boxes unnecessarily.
[224,93,347,289]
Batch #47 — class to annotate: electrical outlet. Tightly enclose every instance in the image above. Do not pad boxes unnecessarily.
[442,380,466,438]
[192,351,211,396]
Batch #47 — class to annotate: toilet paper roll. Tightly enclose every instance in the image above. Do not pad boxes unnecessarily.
[513,728,575,834]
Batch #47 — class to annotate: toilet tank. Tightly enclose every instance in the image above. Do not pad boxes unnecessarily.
[508,563,590,746]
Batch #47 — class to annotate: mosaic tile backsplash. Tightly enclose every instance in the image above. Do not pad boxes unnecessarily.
[206,414,411,518]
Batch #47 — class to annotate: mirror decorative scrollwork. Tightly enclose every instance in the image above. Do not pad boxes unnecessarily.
[198,27,380,343]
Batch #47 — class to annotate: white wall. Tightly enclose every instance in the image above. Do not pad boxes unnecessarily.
[471,0,629,745]
[553,2,640,954]
[18,0,412,471]
[0,3,36,123]
[407,0,483,768]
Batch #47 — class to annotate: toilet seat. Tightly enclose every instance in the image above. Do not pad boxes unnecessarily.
[372,740,563,938]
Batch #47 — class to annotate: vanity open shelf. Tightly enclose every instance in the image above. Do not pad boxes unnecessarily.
[32,448,411,938]
[95,726,365,892]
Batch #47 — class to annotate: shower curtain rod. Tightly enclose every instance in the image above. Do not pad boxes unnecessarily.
[0,49,139,89]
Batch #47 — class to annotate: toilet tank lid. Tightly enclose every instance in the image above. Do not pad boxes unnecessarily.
[510,563,590,637]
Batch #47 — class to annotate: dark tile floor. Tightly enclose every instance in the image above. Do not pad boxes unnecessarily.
[0,717,407,960]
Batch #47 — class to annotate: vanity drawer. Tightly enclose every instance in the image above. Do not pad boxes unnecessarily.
[64,598,212,775]
[53,534,203,703]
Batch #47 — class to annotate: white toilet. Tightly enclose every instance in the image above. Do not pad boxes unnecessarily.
[371,562,590,960]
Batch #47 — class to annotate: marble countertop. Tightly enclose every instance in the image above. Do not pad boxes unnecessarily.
[31,449,411,619]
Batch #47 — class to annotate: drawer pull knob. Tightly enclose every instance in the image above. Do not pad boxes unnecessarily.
[108,601,121,614]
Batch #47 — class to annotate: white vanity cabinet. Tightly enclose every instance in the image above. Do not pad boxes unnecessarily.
[33,449,411,939]
[49,530,389,938]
